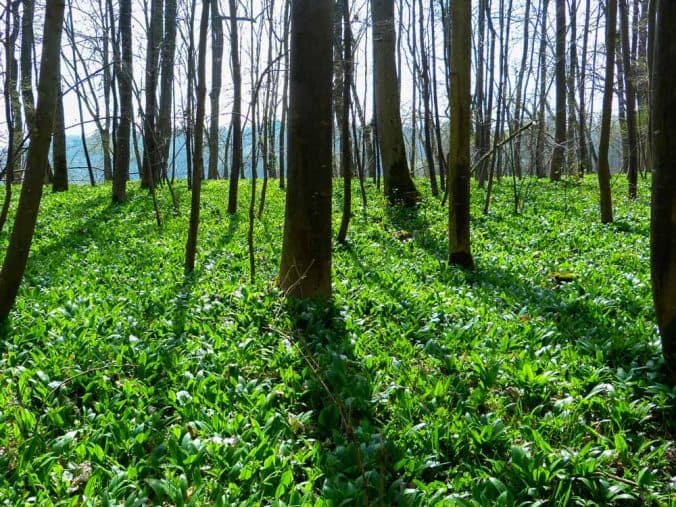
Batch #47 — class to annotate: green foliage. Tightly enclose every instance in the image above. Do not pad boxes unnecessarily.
[0,177,673,505]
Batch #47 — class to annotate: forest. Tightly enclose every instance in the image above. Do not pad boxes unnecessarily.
[0,0,674,505]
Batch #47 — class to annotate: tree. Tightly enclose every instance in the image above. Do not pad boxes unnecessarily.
[371,0,419,206]
[619,0,639,198]
[279,0,333,298]
[207,0,223,180]
[448,0,473,268]
[113,0,132,203]
[597,0,616,224]
[141,0,163,189]
[337,0,353,244]
[52,77,68,192]
[651,0,676,382]
[226,0,243,214]
[185,0,210,272]
[550,0,567,181]
[158,0,178,180]
[0,0,66,319]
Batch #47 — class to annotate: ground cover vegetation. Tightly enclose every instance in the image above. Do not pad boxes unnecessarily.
[0,177,673,505]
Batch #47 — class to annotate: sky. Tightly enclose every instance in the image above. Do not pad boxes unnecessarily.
[1,0,616,158]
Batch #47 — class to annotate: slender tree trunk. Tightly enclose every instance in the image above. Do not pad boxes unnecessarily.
[208,0,223,180]
[577,0,592,176]
[620,0,639,198]
[52,79,68,191]
[20,0,35,135]
[651,0,676,383]
[418,0,438,196]
[550,0,567,180]
[141,0,163,189]
[227,0,243,213]
[513,0,531,179]
[337,0,353,244]
[278,0,290,190]
[535,0,549,178]
[8,1,22,183]
[158,0,177,181]
[0,0,66,319]
[185,0,209,272]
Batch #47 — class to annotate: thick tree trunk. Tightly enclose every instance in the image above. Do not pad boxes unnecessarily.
[0,0,65,319]
[279,0,333,298]
[448,0,473,268]
[651,0,676,382]
[371,0,418,206]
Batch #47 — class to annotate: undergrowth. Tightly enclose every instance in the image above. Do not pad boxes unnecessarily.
[0,176,673,506]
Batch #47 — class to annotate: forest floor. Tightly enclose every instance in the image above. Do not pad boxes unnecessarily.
[0,176,674,505]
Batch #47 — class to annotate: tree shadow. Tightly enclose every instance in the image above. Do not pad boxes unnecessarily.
[341,238,673,434]
[285,298,404,505]
[384,204,447,260]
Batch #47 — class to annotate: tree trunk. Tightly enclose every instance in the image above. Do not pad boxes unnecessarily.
[227,0,243,213]
[337,0,353,244]
[535,0,549,178]
[620,0,639,198]
[113,0,132,203]
[651,0,676,383]
[550,0,566,180]
[371,0,418,206]
[158,0,177,181]
[598,0,616,224]
[279,0,333,298]
[208,0,223,180]
[52,79,68,192]
[185,0,209,272]
[141,0,163,189]
[448,0,473,268]
[0,0,65,320]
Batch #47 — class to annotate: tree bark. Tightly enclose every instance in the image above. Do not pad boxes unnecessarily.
[550,0,567,180]
[0,0,65,319]
[185,0,209,272]
[651,0,676,383]
[158,0,177,181]
[227,0,243,213]
[337,0,353,244]
[448,0,473,268]
[207,0,223,180]
[620,0,639,198]
[371,0,418,206]
[279,0,333,298]
[113,0,132,203]
[141,0,163,189]
[598,0,616,224]
[52,79,68,192]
